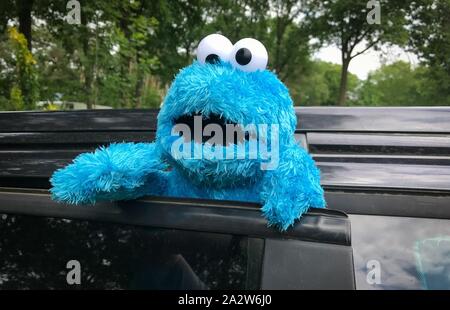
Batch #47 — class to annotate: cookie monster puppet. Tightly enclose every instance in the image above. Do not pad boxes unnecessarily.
[50,34,326,230]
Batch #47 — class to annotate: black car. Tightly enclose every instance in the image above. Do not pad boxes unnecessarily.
[0,107,449,290]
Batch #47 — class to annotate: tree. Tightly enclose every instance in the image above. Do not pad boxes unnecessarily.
[0,0,35,52]
[3,0,448,111]
[35,0,161,109]
[290,60,359,106]
[356,61,447,106]
[0,27,39,110]
[408,0,450,103]
[17,0,34,51]
[103,0,159,108]
[140,0,207,85]
[35,0,108,109]
[0,1,14,34]
[304,0,410,105]
[206,0,312,82]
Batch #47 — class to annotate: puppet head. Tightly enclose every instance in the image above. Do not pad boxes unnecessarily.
[156,34,297,187]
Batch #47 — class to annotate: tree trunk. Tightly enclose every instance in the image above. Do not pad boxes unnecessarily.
[84,68,93,110]
[17,0,33,51]
[81,13,93,110]
[133,47,143,109]
[134,78,145,109]
[338,57,350,106]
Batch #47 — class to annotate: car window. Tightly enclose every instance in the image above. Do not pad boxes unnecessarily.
[350,214,450,290]
[0,213,263,289]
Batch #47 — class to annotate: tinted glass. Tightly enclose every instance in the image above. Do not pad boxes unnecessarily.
[0,213,263,289]
[350,214,450,290]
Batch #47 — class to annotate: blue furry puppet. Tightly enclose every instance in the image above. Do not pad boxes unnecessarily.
[50,34,326,230]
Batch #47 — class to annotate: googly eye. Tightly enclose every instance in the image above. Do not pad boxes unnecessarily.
[197,34,233,65]
[230,38,268,72]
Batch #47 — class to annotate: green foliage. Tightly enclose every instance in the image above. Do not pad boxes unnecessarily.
[0,27,39,110]
[0,0,449,110]
[9,85,24,110]
[356,61,449,106]
[408,0,450,102]
[303,0,411,105]
[105,5,159,108]
[32,0,163,109]
[206,1,311,82]
[304,0,410,49]
[290,61,359,106]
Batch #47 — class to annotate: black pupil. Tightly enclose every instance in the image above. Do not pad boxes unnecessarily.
[235,48,252,65]
[205,54,220,64]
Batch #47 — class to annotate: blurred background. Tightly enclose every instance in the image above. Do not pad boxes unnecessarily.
[0,0,449,111]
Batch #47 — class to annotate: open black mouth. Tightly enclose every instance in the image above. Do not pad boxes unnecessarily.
[173,112,250,145]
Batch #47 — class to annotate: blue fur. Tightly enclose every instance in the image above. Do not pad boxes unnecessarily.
[50,60,325,230]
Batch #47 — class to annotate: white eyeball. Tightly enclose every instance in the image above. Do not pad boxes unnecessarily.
[196,34,233,65]
[230,38,268,72]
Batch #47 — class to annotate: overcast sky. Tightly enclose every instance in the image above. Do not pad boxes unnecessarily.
[314,42,419,80]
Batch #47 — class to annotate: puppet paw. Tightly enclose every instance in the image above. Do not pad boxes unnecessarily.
[50,142,167,204]
[261,190,325,231]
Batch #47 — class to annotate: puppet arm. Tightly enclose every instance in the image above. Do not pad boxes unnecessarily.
[50,142,169,205]
[259,142,326,231]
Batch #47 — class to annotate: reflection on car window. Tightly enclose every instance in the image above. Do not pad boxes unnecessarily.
[414,236,450,290]
[350,214,450,290]
[0,213,263,289]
